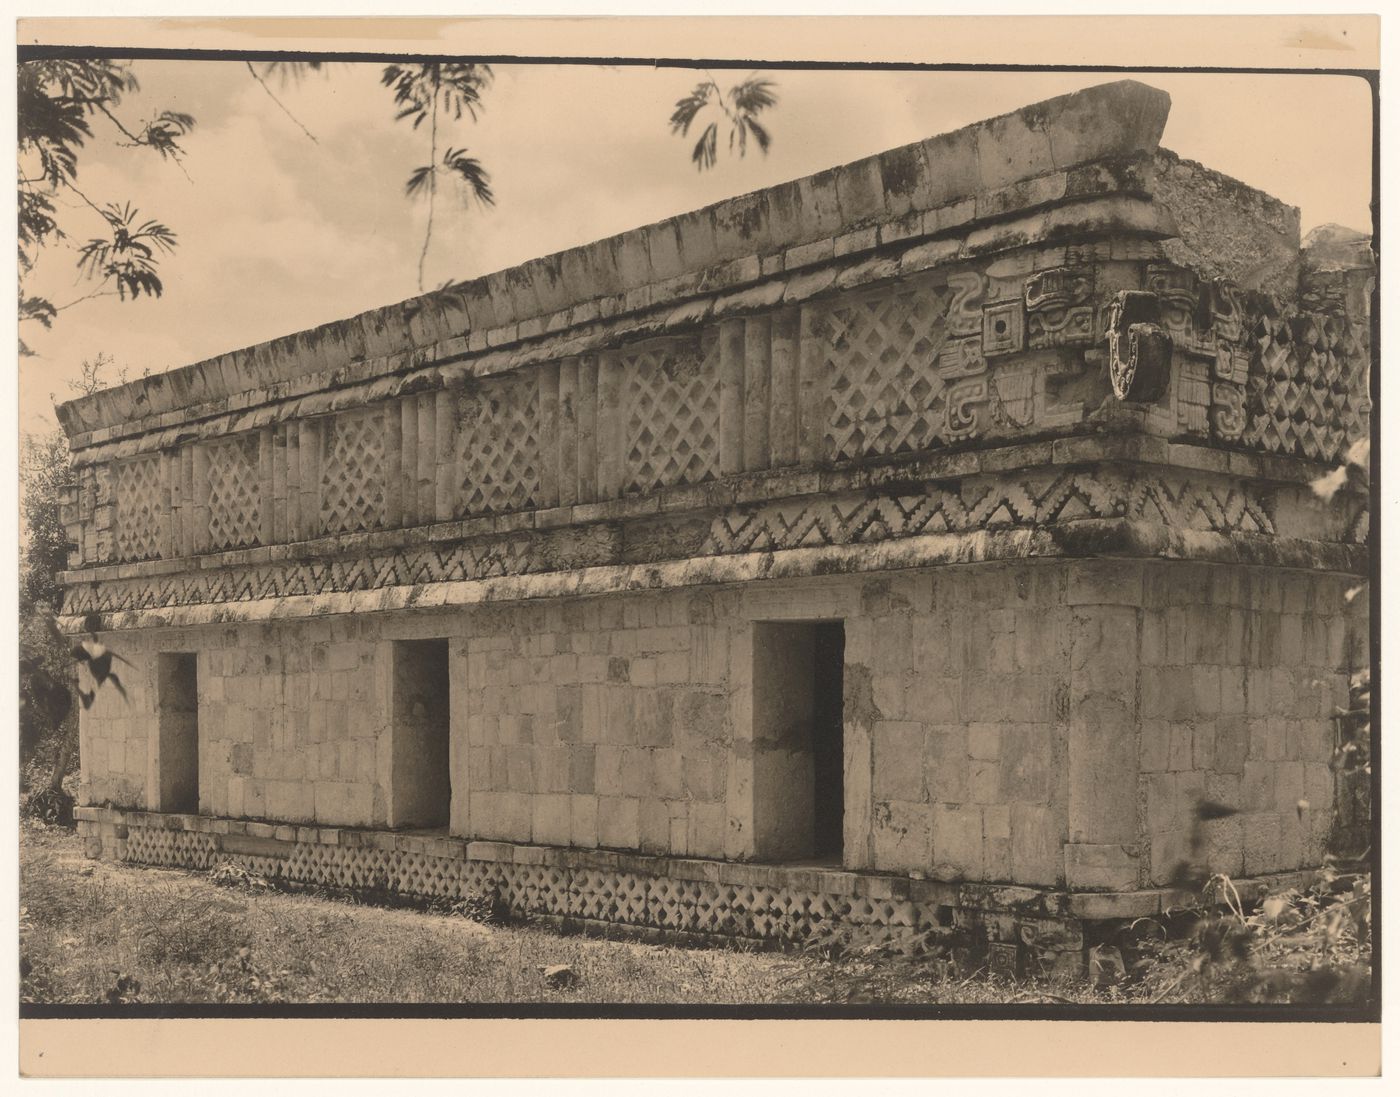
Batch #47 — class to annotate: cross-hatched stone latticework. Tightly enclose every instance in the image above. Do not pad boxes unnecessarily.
[110,816,977,951]
[320,408,389,535]
[456,371,543,517]
[1245,305,1371,463]
[112,454,164,562]
[203,434,263,551]
[123,826,219,870]
[821,279,956,460]
[622,339,722,495]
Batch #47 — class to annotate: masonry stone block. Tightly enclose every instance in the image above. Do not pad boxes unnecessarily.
[1243,812,1284,875]
[61,77,1367,957]
[1065,842,1140,891]
[872,800,931,873]
[925,724,969,804]
[688,801,726,860]
[872,722,926,802]
[931,803,985,880]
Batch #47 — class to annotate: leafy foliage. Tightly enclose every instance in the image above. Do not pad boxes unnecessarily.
[205,948,290,1004]
[670,75,778,170]
[1133,867,1371,1004]
[19,355,135,808]
[76,201,178,301]
[131,110,196,160]
[17,59,191,350]
[381,62,492,129]
[406,147,494,207]
[20,428,77,786]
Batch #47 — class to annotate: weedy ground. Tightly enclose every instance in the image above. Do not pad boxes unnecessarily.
[20,822,1125,1006]
[23,821,1364,1008]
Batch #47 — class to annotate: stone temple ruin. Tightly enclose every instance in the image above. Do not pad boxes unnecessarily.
[62,81,1371,977]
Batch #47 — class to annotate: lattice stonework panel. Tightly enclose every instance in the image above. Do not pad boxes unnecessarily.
[821,279,956,461]
[203,433,263,551]
[123,827,218,870]
[1245,306,1371,464]
[621,339,722,495]
[112,454,164,562]
[107,820,1048,954]
[455,372,542,517]
[319,408,389,535]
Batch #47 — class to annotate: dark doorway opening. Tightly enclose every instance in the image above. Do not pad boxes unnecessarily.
[751,620,846,863]
[157,652,200,814]
[390,639,451,829]
[810,623,846,859]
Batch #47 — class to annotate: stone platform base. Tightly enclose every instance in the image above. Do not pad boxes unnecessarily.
[74,806,1314,979]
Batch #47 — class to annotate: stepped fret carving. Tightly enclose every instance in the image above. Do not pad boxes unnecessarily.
[704,469,1277,555]
[63,466,1319,619]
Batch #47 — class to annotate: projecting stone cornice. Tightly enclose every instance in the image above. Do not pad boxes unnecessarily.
[55,79,1175,442]
[57,432,1369,631]
[56,433,1357,583]
[61,194,1175,460]
[54,79,1368,585]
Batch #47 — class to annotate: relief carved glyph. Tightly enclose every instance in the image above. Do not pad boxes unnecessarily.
[1127,262,1370,462]
[818,267,1043,461]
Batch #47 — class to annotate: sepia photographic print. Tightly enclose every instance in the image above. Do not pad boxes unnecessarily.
[13,11,1381,1079]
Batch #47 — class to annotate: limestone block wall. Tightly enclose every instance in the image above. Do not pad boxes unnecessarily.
[449,568,1073,876]
[74,556,1361,891]
[77,655,152,811]
[1135,564,1363,885]
[845,564,1070,886]
[454,593,732,857]
[76,620,390,826]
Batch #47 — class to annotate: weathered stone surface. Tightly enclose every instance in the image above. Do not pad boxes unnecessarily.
[64,80,1370,955]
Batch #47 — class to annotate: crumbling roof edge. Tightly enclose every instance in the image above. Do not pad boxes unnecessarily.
[56,78,1173,438]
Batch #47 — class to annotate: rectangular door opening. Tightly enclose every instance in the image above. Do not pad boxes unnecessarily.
[752,620,846,863]
[390,639,451,829]
[157,652,200,814]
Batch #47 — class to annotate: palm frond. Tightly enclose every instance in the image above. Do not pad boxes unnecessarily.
[671,75,778,170]
[137,110,195,159]
[731,77,778,115]
[692,122,719,171]
[74,202,177,301]
[442,148,494,206]
[669,84,714,136]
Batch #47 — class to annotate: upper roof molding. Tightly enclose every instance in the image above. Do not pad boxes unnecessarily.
[55,79,1173,439]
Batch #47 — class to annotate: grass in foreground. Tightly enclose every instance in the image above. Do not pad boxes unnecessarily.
[19,821,1139,1007]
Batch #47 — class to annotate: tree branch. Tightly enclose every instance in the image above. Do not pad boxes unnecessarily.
[246,61,320,144]
[704,70,743,126]
[52,288,121,313]
[417,79,439,292]
[59,178,108,221]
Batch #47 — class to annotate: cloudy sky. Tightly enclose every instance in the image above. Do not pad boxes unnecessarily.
[18,63,1373,433]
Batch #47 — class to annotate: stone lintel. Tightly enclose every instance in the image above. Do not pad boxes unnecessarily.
[56,435,1353,589]
[57,523,1366,635]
